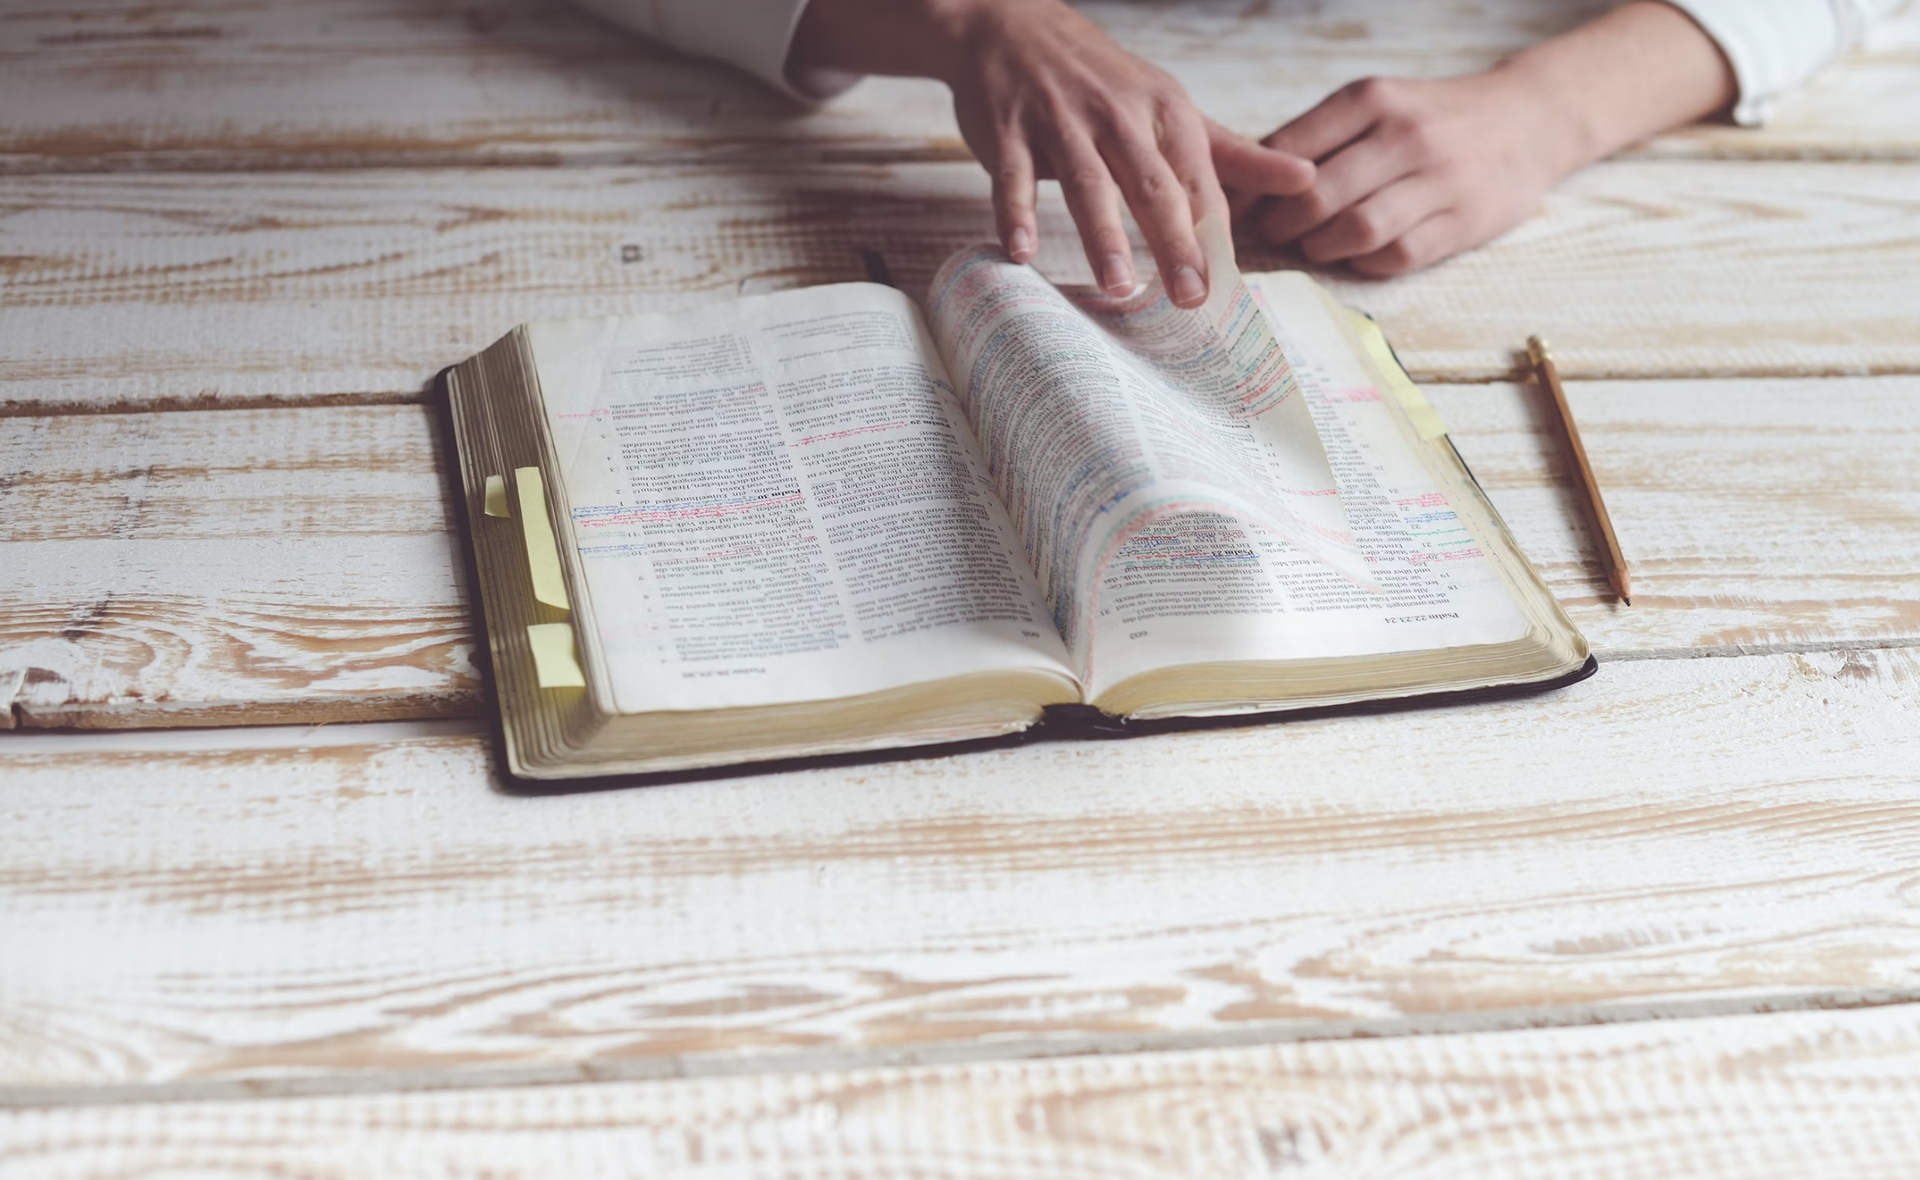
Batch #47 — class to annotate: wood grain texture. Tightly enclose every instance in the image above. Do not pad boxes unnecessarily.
[1429,375,1920,654]
[6,1,1915,1155]
[3,649,1919,1097]
[4,0,1916,174]
[5,160,1919,416]
[0,405,478,727]
[9,1005,1920,1177]
[6,377,1915,727]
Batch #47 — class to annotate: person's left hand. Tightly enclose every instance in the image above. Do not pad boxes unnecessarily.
[1229,69,1582,277]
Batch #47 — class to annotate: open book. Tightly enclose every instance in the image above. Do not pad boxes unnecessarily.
[446,222,1589,779]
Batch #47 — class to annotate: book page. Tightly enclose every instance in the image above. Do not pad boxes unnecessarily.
[926,218,1369,674]
[1081,273,1533,701]
[525,284,1075,715]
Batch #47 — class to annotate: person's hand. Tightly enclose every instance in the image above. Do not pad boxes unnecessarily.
[790,0,1315,307]
[1232,1,1737,277]
[942,1,1314,304]
[1236,70,1578,278]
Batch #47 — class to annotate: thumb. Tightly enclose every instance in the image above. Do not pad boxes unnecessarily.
[1209,118,1315,200]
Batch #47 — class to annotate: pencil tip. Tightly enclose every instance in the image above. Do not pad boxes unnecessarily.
[1623,597,1632,606]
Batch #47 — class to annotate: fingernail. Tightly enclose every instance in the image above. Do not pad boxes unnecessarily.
[1099,253,1133,293]
[1008,226,1033,260]
[1170,265,1206,306]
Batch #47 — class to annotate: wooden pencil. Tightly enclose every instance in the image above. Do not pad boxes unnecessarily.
[1527,336,1632,605]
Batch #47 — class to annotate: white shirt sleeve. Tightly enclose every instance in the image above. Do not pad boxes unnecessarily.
[569,0,859,103]
[1663,0,1907,124]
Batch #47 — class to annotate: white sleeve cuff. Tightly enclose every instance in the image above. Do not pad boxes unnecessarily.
[1663,0,1897,125]
[571,0,861,104]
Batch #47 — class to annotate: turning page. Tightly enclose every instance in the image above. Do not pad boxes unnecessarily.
[1085,272,1537,708]
[926,218,1369,681]
[523,284,1077,716]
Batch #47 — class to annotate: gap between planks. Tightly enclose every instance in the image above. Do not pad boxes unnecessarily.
[13,143,1918,181]
[7,987,1920,1113]
[0,388,428,421]
[18,362,1920,422]
[1603,637,1920,662]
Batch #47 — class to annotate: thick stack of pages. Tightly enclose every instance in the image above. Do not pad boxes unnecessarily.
[446,222,1588,779]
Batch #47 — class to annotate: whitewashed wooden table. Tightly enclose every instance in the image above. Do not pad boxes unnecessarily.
[4,2,1920,1174]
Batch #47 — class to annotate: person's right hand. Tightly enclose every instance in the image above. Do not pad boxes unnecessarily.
[790,0,1316,308]
[940,0,1316,306]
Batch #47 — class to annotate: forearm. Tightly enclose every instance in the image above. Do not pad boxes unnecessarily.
[789,0,1044,84]
[1499,1,1738,173]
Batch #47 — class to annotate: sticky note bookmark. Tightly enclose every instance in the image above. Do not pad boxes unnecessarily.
[483,474,510,518]
[514,466,570,611]
[526,622,586,689]
[1348,311,1449,442]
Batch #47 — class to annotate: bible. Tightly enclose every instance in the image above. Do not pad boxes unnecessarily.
[445,220,1590,779]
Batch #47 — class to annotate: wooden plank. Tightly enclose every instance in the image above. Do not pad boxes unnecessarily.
[1429,376,1920,653]
[0,405,479,727]
[3,649,1919,1096]
[6,377,1915,727]
[4,0,1916,174]
[8,1005,1920,1176]
[5,160,1919,417]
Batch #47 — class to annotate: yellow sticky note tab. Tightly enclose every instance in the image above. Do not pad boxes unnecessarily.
[526,622,586,689]
[483,474,510,518]
[1349,311,1448,441]
[514,466,570,611]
